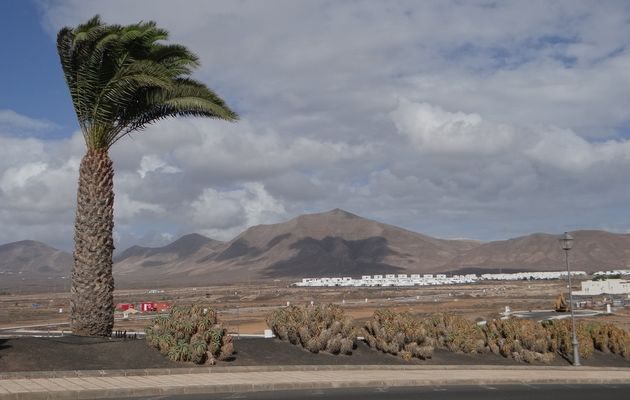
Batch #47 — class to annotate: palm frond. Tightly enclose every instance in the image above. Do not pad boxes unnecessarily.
[57,15,237,150]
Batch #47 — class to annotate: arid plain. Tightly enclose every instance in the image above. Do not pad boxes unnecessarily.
[3,210,630,337]
[2,279,629,335]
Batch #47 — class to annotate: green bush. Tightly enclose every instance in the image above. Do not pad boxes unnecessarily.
[145,304,233,365]
[266,304,356,355]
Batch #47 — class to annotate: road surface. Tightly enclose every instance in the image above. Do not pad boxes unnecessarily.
[122,384,630,400]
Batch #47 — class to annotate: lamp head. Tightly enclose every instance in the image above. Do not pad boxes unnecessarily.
[560,232,574,251]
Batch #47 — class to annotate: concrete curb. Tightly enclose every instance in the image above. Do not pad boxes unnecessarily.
[0,367,629,399]
[2,363,628,380]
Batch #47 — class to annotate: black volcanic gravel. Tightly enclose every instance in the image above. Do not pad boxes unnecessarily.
[1,336,629,373]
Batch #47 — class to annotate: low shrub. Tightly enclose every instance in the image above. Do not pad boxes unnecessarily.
[266,304,356,355]
[588,322,630,357]
[424,313,486,354]
[145,304,233,365]
[545,319,630,360]
[271,304,630,364]
[363,309,433,360]
[484,318,555,363]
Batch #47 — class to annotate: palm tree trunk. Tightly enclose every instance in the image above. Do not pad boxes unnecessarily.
[70,148,115,336]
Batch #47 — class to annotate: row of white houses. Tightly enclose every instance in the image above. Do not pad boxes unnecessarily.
[295,274,476,287]
[294,271,589,287]
[593,269,630,276]
[479,271,587,281]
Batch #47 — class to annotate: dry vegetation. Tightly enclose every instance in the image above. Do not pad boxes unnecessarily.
[266,304,356,354]
[362,310,630,363]
[363,309,435,360]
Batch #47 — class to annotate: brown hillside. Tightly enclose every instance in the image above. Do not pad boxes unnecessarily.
[114,209,483,286]
[4,210,630,290]
[448,230,630,272]
[0,240,72,275]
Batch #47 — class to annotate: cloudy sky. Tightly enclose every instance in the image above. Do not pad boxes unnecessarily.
[1,0,630,251]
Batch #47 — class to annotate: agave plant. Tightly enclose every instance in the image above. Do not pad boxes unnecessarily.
[168,340,192,362]
[267,304,356,355]
[146,305,234,364]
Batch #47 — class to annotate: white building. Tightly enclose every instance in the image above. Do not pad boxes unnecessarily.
[574,279,630,296]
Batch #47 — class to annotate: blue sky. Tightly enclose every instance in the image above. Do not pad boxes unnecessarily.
[1,0,630,251]
[0,1,76,135]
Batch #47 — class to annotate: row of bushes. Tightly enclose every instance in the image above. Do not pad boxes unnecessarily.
[147,303,630,365]
[362,310,630,363]
[145,304,233,364]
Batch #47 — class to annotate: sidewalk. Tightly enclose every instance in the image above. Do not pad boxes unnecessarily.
[1,365,629,399]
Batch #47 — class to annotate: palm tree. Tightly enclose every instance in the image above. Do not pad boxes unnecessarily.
[57,16,237,336]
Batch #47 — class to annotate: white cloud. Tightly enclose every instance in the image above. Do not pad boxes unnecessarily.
[114,192,164,220]
[0,0,627,249]
[0,109,58,133]
[0,141,79,216]
[525,127,630,170]
[137,155,181,178]
[391,98,630,172]
[0,133,79,249]
[190,188,246,230]
[391,100,515,155]
[191,182,286,240]
[0,162,48,191]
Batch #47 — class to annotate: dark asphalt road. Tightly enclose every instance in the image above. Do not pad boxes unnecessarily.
[126,384,630,400]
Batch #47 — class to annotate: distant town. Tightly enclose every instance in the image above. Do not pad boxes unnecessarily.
[295,269,630,288]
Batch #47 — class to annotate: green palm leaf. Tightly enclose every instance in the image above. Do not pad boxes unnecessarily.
[57,14,237,150]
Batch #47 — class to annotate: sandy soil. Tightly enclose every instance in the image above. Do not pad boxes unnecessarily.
[1,280,629,335]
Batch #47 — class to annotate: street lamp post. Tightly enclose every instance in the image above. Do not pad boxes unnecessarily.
[560,232,580,366]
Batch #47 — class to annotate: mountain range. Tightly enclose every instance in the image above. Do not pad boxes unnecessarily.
[2,209,630,289]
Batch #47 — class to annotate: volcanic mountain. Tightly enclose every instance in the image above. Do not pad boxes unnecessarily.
[445,230,630,273]
[113,209,479,286]
[0,240,72,275]
[4,209,630,290]
[0,240,72,293]
[112,210,630,286]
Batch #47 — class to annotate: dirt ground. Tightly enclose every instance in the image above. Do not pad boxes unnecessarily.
[1,336,629,373]
[1,280,629,335]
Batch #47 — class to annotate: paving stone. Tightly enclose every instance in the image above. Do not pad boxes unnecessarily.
[1,367,630,400]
